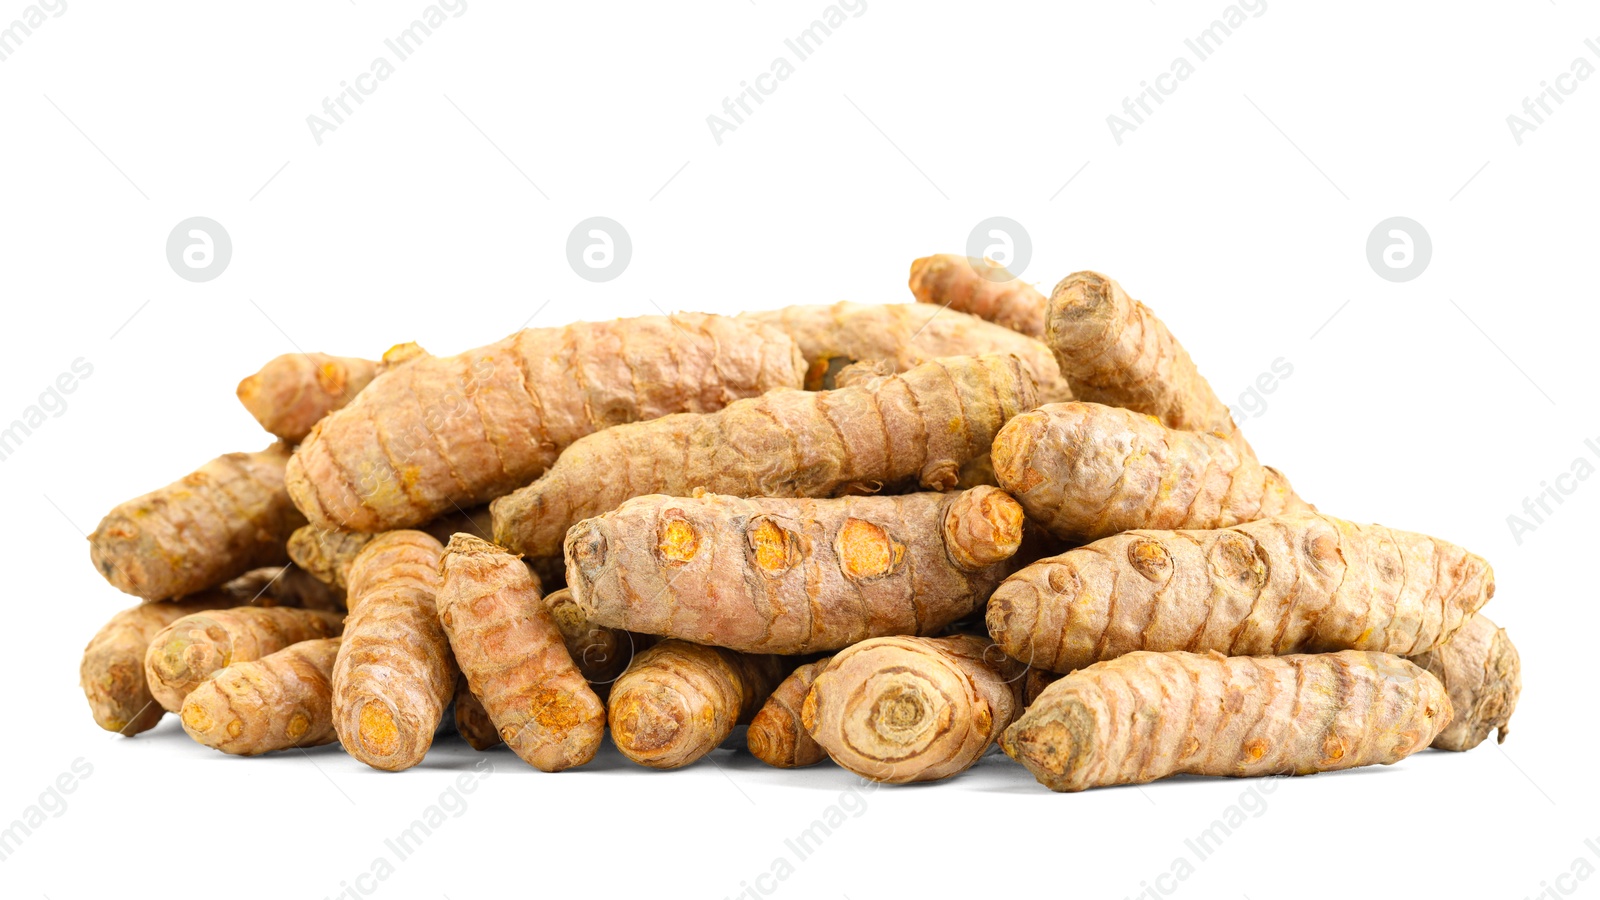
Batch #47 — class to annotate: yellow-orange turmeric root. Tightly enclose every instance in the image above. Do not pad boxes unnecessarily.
[1002,650,1451,791]
[741,301,1069,401]
[90,445,306,600]
[237,353,378,444]
[747,657,833,769]
[1410,613,1521,751]
[566,487,1026,654]
[802,635,1024,784]
[608,640,786,769]
[332,531,455,772]
[437,535,605,772]
[1047,272,1249,454]
[909,254,1047,338]
[492,354,1036,560]
[988,512,1493,673]
[992,402,1309,542]
[180,638,342,755]
[541,587,636,693]
[287,506,494,589]
[144,606,344,712]
[287,314,805,533]
[453,677,502,751]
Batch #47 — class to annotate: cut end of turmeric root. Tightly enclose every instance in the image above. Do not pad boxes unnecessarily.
[608,641,784,770]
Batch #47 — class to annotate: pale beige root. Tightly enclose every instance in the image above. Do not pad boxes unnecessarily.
[608,641,786,769]
[909,255,1047,338]
[986,512,1495,673]
[82,597,241,735]
[566,487,1026,654]
[89,445,307,600]
[1002,650,1452,792]
[453,676,502,751]
[333,531,455,772]
[1410,613,1521,751]
[747,657,833,769]
[740,301,1070,402]
[992,402,1310,542]
[180,638,342,755]
[288,506,495,589]
[1046,272,1249,454]
[143,606,344,713]
[542,587,635,692]
[492,355,1037,560]
[237,353,378,444]
[286,314,805,533]
[801,634,1025,784]
[437,535,605,772]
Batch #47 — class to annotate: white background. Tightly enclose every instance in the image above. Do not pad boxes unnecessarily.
[2,2,1595,898]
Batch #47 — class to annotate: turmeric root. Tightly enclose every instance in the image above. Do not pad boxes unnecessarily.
[492,354,1037,561]
[237,353,378,444]
[542,587,636,691]
[333,531,454,772]
[1046,272,1248,453]
[180,638,341,755]
[90,445,306,600]
[566,487,1026,654]
[1002,650,1452,792]
[1410,613,1521,751]
[747,657,833,769]
[802,635,1024,784]
[83,599,239,735]
[144,606,344,712]
[992,402,1309,542]
[909,255,1047,338]
[288,505,494,589]
[741,301,1069,402]
[453,677,502,751]
[608,641,786,769]
[986,512,1494,673]
[287,314,805,533]
[437,535,605,772]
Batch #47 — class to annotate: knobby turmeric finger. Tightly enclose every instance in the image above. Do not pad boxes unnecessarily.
[1002,650,1452,792]
[180,638,342,756]
[1409,613,1521,751]
[608,640,786,770]
[748,656,833,769]
[909,254,1047,338]
[566,487,1026,654]
[144,606,344,712]
[237,353,378,444]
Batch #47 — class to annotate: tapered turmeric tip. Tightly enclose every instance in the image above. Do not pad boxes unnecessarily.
[490,354,1037,562]
[286,314,806,534]
[143,606,344,713]
[437,534,605,772]
[566,488,1025,654]
[332,531,454,772]
[1410,613,1521,751]
[908,254,1048,339]
[236,353,378,444]
[1001,650,1452,792]
[1045,271,1249,455]
[180,638,342,756]
[992,402,1309,542]
[89,446,306,600]
[986,512,1494,673]
[802,635,1025,784]
[608,641,786,770]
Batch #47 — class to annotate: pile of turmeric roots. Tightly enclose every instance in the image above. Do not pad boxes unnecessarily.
[79,256,1518,791]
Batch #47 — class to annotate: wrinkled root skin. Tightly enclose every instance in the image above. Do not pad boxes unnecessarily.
[1410,613,1521,751]
[608,641,785,770]
[748,657,833,769]
[237,352,377,444]
[180,638,342,756]
[143,606,345,713]
[1002,650,1451,792]
[908,254,1048,339]
[987,512,1494,673]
